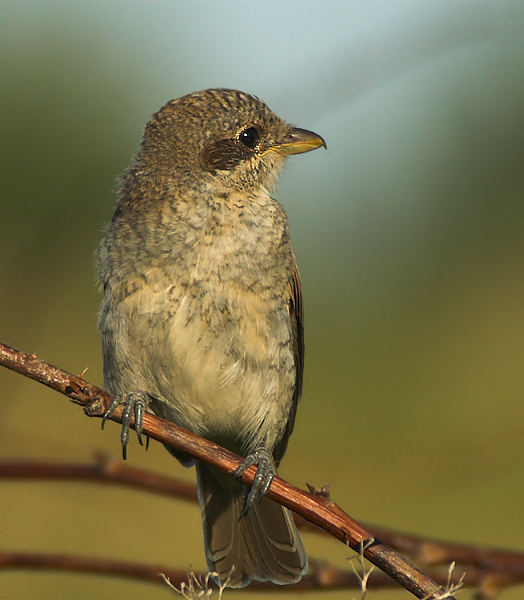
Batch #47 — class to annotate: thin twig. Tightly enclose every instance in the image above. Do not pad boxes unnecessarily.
[0,341,455,600]
[4,457,520,596]
[0,452,198,503]
[3,454,522,586]
[0,551,462,593]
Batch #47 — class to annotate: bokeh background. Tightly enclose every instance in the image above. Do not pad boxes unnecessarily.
[1,2,523,599]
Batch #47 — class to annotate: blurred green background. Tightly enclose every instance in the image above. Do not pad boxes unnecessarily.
[1,2,523,599]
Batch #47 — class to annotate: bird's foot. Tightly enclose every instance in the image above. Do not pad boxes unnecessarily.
[233,447,275,519]
[101,391,150,459]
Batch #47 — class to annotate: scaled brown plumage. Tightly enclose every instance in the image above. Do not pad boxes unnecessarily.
[97,89,325,588]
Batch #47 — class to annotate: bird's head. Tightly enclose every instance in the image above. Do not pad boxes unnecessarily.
[135,88,325,197]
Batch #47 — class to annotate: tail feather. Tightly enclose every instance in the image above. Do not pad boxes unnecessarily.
[196,463,307,588]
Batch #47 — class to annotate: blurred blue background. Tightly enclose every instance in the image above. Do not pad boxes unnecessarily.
[1,2,523,599]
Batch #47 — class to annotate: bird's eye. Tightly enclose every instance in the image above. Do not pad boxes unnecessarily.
[238,127,260,149]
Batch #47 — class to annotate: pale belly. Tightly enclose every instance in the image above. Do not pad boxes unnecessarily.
[101,273,295,454]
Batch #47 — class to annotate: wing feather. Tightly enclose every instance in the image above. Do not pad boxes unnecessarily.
[273,261,304,465]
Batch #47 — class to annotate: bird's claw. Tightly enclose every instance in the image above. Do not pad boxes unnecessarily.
[233,447,275,519]
[101,391,149,459]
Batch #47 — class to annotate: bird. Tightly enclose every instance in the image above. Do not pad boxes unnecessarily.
[97,88,325,588]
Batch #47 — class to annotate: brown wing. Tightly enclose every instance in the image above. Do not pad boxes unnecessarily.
[273,261,304,466]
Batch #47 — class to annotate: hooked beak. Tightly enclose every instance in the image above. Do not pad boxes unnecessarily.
[267,127,327,156]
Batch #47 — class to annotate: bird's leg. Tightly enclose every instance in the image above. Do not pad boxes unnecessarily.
[101,391,150,459]
[233,447,275,519]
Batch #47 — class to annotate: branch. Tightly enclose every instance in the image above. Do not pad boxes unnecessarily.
[3,455,522,597]
[0,452,198,503]
[0,342,455,600]
[4,455,524,575]
[0,550,462,593]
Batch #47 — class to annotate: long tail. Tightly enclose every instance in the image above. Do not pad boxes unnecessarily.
[196,462,307,588]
